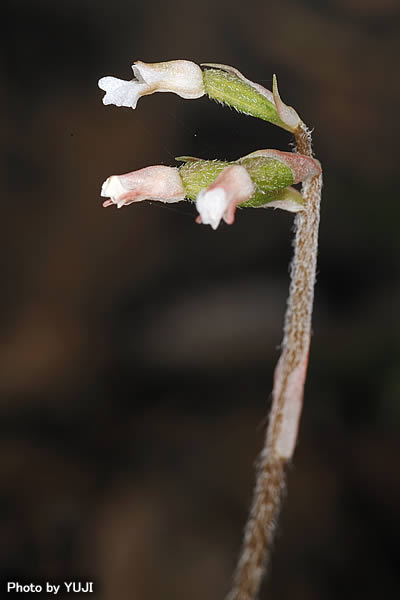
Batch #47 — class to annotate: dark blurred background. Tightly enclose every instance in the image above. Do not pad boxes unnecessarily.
[1,0,400,598]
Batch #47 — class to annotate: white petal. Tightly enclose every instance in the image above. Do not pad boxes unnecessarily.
[196,187,229,230]
[101,176,126,204]
[98,76,148,108]
[133,60,205,99]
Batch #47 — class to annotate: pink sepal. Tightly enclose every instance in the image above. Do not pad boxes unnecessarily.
[240,149,321,184]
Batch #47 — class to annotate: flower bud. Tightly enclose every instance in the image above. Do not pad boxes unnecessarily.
[101,165,185,208]
[98,60,205,109]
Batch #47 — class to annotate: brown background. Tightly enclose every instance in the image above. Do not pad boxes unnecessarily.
[1,0,400,598]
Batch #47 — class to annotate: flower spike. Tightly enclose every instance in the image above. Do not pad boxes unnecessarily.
[98,56,323,600]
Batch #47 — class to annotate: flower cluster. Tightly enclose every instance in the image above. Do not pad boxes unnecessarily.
[99,60,321,229]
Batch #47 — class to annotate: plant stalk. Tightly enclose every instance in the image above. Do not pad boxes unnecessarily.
[227,122,322,600]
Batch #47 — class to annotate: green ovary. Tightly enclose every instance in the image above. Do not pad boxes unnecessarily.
[203,70,287,129]
[240,157,294,207]
[179,156,295,208]
[179,160,232,200]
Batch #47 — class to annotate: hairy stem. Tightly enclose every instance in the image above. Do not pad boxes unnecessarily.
[227,123,322,600]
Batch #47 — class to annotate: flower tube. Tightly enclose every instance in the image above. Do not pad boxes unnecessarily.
[101,165,185,208]
[98,60,205,109]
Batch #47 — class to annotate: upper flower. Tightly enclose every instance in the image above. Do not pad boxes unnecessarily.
[98,59,302,132]
[98,60,205,109]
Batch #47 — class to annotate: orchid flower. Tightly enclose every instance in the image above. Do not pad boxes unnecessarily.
[98,59,302,132]
[100,150,320,228]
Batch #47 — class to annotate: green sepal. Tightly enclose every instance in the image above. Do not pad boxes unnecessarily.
[241,186,303,209]
[202,69,288,130]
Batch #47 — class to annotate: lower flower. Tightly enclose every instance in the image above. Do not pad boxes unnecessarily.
[100,149,317,228]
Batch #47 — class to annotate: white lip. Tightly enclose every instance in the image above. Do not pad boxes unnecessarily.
[98,76,147,108]
[196,187,229,230]
[101,176,127,204]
